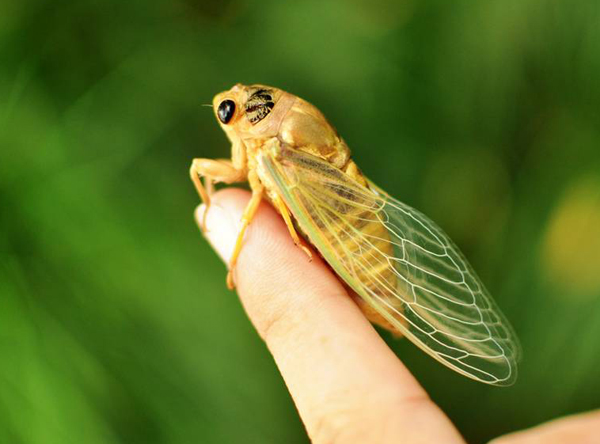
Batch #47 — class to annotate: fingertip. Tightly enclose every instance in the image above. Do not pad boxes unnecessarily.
[194,203,206,227]
[194,189,251,264]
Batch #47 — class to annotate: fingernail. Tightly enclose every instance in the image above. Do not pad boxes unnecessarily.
[196,203,239,265]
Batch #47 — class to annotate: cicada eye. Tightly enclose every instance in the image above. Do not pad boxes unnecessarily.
[217,100,236,124]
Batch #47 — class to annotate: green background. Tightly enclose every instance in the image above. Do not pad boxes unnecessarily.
[1,0,599,442]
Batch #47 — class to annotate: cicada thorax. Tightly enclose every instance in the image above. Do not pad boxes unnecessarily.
[277,98,351,169]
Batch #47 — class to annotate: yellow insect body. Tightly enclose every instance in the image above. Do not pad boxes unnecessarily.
[190,84,520,385]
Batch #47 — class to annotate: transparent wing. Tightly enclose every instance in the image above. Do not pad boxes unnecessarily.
[260,144,520,385]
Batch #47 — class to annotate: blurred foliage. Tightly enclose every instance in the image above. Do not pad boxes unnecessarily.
[1,0,599,442]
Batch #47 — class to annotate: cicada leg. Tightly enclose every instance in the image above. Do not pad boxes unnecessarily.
[271,193,313,261]
[189,158,247,230]
[226,170,264,289]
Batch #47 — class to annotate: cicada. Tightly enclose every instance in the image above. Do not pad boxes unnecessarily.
[190,84,520,385]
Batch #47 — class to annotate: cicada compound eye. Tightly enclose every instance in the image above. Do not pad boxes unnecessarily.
[217,100,236,124]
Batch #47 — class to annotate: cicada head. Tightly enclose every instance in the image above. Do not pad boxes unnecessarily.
[212,84,349,167]
[212,84,290,142]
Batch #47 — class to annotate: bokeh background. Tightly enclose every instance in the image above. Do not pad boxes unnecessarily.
[1,0,599,442]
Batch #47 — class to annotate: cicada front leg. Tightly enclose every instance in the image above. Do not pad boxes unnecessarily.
[190,158,247,230]
[190,158,264,289]
[226,169,264,289]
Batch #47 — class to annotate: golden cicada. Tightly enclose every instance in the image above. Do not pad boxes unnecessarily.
[190,84,520,386]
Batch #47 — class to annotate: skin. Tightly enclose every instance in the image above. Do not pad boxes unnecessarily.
[196,188,600,444]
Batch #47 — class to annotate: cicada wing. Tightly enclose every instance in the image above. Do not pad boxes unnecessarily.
[259,145,520,385]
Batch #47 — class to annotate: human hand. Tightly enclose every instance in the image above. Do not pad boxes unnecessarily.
[197,188,600,444]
